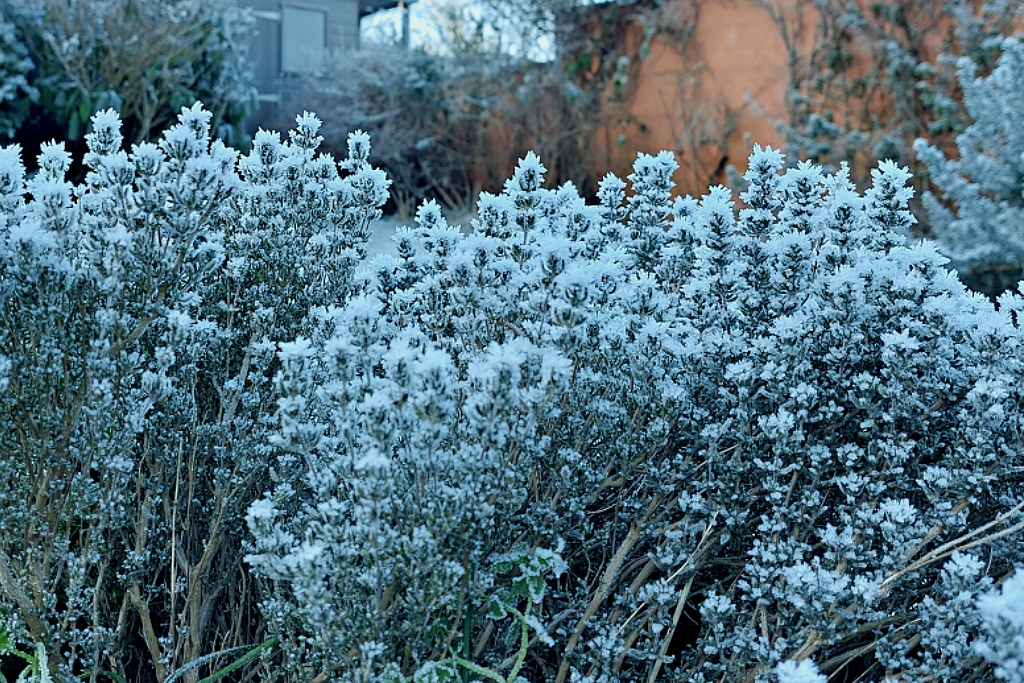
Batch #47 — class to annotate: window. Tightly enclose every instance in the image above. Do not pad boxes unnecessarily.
[281,6,327,73]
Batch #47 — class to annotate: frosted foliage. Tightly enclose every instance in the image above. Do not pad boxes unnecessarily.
[0,105,387,680]
[976,570,1024,683]
[1,105,1022,683]
[775,659,826,683]
[916,37,1024,277]
[1,0,255,143]
[247,142,1024,683]
[0,18,35,139]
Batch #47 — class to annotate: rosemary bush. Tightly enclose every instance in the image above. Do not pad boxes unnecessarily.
[916,35,1024,297]
[0,104,386,682]
[248,147,1024,682]
[0,0,255,147]
[0,103,1021,683]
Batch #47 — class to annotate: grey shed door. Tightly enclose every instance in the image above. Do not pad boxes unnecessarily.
[281,5,328,73]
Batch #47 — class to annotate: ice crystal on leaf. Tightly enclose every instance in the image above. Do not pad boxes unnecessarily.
[976,570,1024,683]
[775,659,827,683]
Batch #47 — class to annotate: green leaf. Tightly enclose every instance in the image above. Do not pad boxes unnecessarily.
[100,670,128,683]
[79,93,92,125]
[487,595,507,620]
[67,111,81,141]
[493,560,514,574]
[196,637,278,683]
[0,614,12,656]
[526,575,545,602]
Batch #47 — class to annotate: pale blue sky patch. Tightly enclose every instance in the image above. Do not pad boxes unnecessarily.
[359,0,575,62]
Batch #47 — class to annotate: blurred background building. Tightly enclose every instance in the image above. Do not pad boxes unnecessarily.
[239,0,413,126]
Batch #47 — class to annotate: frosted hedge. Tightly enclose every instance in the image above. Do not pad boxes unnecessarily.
[916,35,1024,295]
[0,104,387,682]
[0,106,1022,683]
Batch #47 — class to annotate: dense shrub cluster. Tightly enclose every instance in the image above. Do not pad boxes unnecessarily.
[298,48,482,217]
[0,104,386,682]
[0,16,34,139]
[248,147,1024,682]
[0,105,1022,683]
[917,36,1024,297]
[298,43,608,218]
[0,0,254,151]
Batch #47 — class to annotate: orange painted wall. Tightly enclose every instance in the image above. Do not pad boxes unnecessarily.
[474,0,991,199]
[590,0,812,197]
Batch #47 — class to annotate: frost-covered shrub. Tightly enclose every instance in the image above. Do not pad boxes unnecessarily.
[976,569,1024,683]
[2,100,1021,683]
[248,143,1024,683]
[775,0,1018,189]
[774,658,826,683]
[0,17,35,140]
[916,35,1024,296]
[0,104,387,681]
[2,0,255,146]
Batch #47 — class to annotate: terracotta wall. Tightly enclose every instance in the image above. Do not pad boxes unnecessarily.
[588,0,810,197]
[586,0,1005,197]
[464,0,810,198]
[474,0,995,200]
